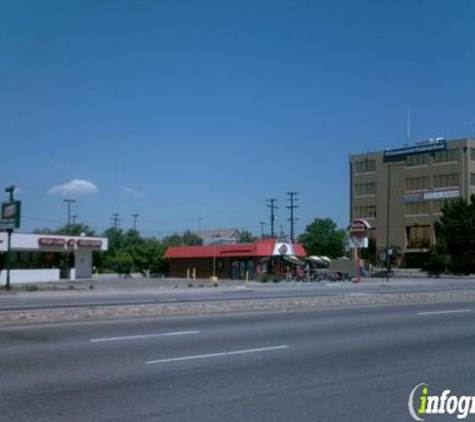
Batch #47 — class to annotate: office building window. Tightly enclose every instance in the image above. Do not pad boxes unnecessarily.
[355,183,376,196]
[405,177,430,192]
[354,205,377,219]
[406,225,431,249]
[433,173,459,188]
[434,149,459,164]
[471,173,475,186]
[354,160,376,174]
[471,149,475,161]
[433,199,457,214]
[405,202,429,216]
[406,153,429,167]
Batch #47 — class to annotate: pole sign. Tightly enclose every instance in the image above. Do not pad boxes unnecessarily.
[348,218,371,249]
[0,201,21,230]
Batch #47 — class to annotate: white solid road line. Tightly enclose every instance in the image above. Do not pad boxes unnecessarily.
[90,330,200,343]
[418,309,471,316]
[145,345,289,365]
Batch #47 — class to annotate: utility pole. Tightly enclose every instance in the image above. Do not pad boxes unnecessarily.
[266,198,278,238]
[71,215,78,225]
[3,185,16,291]
[111,213,121,229]
[286,191,299,242]
[63,199,76,228]
[132,213,139,231]
[259,221,266,238]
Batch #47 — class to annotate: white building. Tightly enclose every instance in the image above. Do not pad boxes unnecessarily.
[0,232,108,285]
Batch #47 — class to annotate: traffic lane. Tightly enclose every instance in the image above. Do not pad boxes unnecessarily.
[2,303,475,421]
[1,299,474,348]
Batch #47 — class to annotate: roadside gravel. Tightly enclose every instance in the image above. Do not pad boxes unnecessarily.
[2,288,475,325]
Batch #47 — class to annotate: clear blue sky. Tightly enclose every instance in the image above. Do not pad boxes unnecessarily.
[1,0,474,237]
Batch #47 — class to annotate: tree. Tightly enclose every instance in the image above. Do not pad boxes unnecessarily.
[299,218,346,258]
[56,223,96,237]
[239,230,256,243]
[182,230,203,246]
[434,196,475,273]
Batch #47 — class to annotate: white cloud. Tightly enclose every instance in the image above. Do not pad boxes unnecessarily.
[122,187,145,199]
[48,179,99,196]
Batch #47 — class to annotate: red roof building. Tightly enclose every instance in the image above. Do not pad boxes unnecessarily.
[164,239,307,280]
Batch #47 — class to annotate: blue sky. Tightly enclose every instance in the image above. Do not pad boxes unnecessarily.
[1,0,475,237]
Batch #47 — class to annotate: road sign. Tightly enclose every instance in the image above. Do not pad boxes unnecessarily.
[0,201,21,230]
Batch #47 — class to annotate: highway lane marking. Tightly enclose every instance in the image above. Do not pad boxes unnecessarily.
[418,309,471,316]
[90,330,200,343]
[145,345,289,365]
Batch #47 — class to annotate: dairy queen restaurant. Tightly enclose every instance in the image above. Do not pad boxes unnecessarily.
[164,239,307,280]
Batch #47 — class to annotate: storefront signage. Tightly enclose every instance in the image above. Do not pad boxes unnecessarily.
[0,201,21,230]
[38,238,66,246]
[77,239,102,247]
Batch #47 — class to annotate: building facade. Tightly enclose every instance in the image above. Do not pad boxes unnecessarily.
[350,137,475,267]
[164,239,307,279]
[0,232,108,284]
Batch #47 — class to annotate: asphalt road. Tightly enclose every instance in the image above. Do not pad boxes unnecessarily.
[2,277,475,312]
[2,300,475,421]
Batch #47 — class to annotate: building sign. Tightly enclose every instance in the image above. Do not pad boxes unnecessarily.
[383,139,447,162]
[348,218,371,249]
[272,241,295,256]
[38,237,66,246]
[0,201,21,230]
[403,194,424,203]
[423,190,460,201]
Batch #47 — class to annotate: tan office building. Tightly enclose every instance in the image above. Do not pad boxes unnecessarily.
[350,137,475,267]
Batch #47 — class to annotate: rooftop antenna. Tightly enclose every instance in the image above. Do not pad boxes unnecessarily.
[406,105,411,145]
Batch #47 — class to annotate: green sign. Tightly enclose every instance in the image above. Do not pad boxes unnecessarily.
[0,201,21,230]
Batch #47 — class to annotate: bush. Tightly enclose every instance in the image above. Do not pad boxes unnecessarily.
[259,274,282,283]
